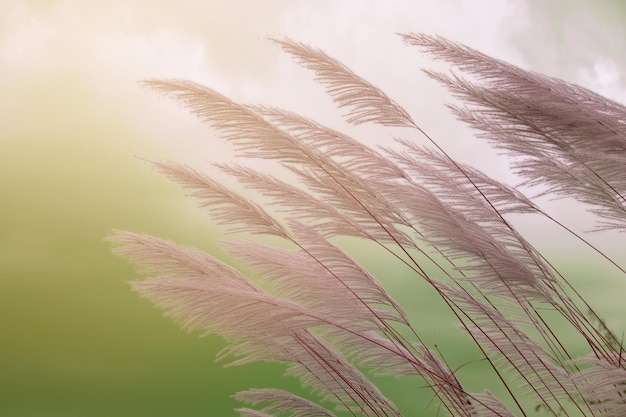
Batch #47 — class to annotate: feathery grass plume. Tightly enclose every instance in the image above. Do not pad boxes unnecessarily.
[234,389,337,417]
[402,33,626,232]
[273,39,415,128]
[110,33,626,416]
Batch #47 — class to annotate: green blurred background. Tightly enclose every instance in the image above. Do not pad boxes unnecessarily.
[1,1,625,416]
[1,68,623,417]
[0,75,248,416]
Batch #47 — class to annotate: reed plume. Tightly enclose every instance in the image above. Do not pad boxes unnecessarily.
[110,34,626,416]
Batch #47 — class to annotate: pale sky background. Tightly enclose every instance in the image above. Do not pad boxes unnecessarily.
[2,0,625,160]
[1,3,624,318]
[1,1,625,415]
[3,0,624,273]
[3,0,625,152]
[2,0,625,178]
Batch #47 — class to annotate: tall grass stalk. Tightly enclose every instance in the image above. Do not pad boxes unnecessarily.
[110,34,626,416]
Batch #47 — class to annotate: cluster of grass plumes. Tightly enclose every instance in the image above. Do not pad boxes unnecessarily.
[110,34,626,416]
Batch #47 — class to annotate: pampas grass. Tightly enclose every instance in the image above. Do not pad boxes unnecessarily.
[109,34,625,416]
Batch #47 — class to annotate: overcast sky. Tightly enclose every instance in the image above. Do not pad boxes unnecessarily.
[3,0,625,154]
[2,0,625,244]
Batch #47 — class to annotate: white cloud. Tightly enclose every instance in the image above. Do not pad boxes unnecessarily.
[578,59,626,104]
[1,0,624,176]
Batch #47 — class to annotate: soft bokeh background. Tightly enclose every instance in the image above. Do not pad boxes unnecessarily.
[1,1,625,416]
